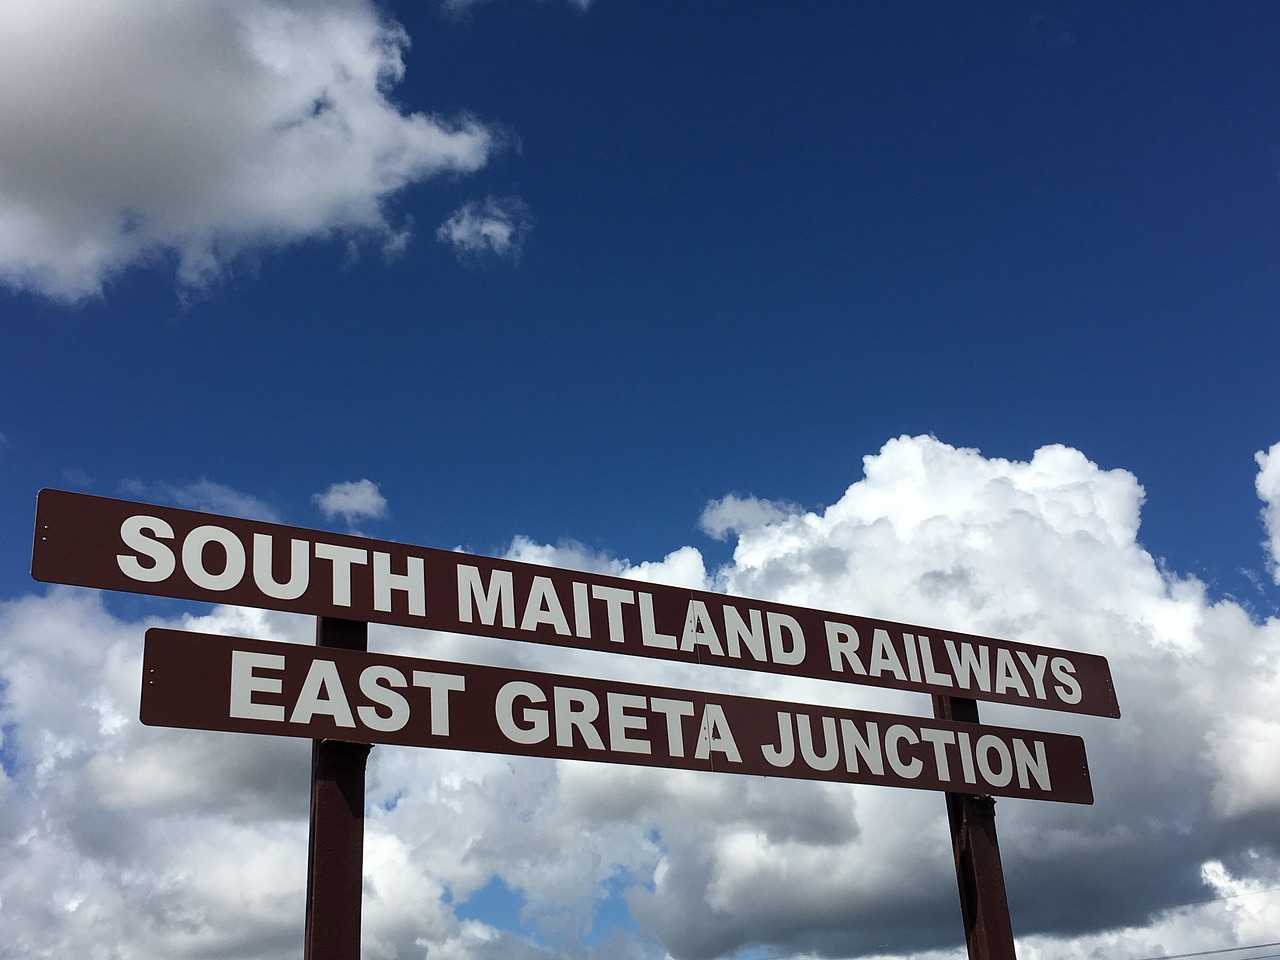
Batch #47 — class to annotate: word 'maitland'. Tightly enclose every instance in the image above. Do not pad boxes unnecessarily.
[141,630,1094,803]
[34,490,1119,716]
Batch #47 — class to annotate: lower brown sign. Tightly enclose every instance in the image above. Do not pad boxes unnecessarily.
[140,629,1094,803]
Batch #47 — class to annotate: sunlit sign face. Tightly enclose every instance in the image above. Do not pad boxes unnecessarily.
[34,489,1120,717]
[141,629,1096,804]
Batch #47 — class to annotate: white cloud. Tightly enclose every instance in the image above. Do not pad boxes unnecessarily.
[1256,441,1280,583]
[504,536,708,591]
[313,478,388,527]
[118,478,280,521]
[698,493,803,541]
[0,0,499,303]
[437,196,532,260]
[442,0,593,17]
[4,436,1280,960]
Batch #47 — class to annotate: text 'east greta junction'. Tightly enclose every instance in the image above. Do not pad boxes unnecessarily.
[140,630,1094,804]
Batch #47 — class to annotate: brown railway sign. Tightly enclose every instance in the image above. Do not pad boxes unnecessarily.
[35,487,1122,960]
[34,489,1120,717]
[141,629,1095,804]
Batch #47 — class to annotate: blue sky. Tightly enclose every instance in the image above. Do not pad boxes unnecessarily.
[3,3,1280,959]
[4,1,1278,594]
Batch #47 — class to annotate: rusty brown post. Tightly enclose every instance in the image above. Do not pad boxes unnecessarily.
[304,617,372,960]
[933,694,1017,960]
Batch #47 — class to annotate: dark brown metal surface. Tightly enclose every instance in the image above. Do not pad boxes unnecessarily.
[141,628,1094,803]
[304,618,370,960]
[935,695,1018,960]
[41,489,1120,716]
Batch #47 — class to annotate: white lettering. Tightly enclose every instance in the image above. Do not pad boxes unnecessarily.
[521,575,571,635]
[868,628,907,681]
[885,724,923,778]
[680,600,724,656]
[639,592,676,649]
[411,671,466,735]
[976,734,1013,787]
[314,543,368,607]
[591,585,634,642]
[796,714,839,771]
[919,728,956,781]
[495,681,548,743]
[766,612,805,665]
[993,648,1030,698]
[825,621,866,674]
[606,692,650,754]
[290,659,355,727]
[373,552,426,617]
[918,635,953,686]
[1050,656,1081,704]
[117,515,176,583]
[903,632,923,683]
[649,697,694,757]
[253,534,309,600]
[182,525,246,591]
[724,606,766,660]
[956,731,978,783]
[457,565,514,628]
[694,703,741,762]
[572,581,592,639]
[943,639,991,693]
[228,650,285,721]
[357,665,410,732]
[840,719,883,775]
[554,687,605,750]
[1013,738,1051,790]
[762,711,795,767]
[1016,651,1050,700]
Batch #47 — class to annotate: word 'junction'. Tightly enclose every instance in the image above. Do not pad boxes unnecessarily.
[32,490,1120,717]
[141,630,1094,804]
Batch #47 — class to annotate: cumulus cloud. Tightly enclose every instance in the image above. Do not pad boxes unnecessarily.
[313,478,388,528]
[4,436,1280,960]
[437,196,532,260]
[1256,442,1280,583]
[698,493,803,541]
[0,592,319,958]
[0,0,499,303]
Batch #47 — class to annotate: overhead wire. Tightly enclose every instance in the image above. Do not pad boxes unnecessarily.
[1131,945,1280,960]
[738,884,1280,960]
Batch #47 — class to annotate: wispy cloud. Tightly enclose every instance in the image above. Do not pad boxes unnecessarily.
[118,478,279,522]
[436,196,532,260]
[442,0,592,18]
[1256,441,1280,583]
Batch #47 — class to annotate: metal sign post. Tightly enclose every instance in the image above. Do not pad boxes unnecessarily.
[304,618,371,960]
[934,694,1016,960]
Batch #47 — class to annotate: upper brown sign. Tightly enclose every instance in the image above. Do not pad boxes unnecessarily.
[34,489,1120,717]
[141,628,1094,803]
